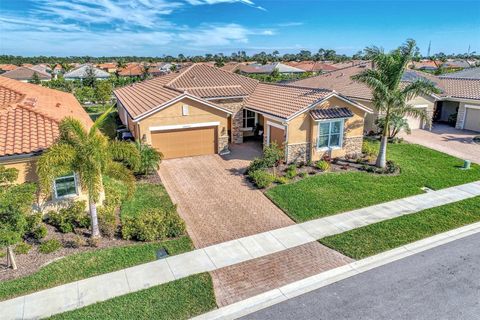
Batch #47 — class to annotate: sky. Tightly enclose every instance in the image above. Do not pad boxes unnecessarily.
[0,0,479,57]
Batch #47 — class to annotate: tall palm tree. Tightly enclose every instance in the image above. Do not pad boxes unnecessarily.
[37,108,140,238]
[352,39,439,168]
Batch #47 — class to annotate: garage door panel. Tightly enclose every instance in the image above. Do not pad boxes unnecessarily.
[465,109,480,132]
[151,127,217,159]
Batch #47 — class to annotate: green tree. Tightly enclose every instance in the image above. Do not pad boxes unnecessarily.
[30,72,41,84]
[141,63,150,79]
[170,64,177,72]
[0,166,36,269]
[352,39,439,168]
[95,81,113,105]
[74,86,95,104]
[83,65,97,87]
[375,114,411,139]
[134,141,163,175]
[37,109,140,238]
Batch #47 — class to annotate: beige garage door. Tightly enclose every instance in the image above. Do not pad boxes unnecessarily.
[405,108,426,130]
[151,126,217,159]
[464,108,480,132]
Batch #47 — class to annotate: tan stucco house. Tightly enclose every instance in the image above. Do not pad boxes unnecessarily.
[0,76,93,206]
[114,64,372,163]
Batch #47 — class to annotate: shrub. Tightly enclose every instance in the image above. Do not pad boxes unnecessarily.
[46,201,89,233]
[14,242,31,255]
[285,164,297,179]
[300,172,308,178]
[246,143,283,174]
[87,237,99,247]
[362,140,378,157]
[134,141,164,175]
[248,170,275,189]
[98,205,116,238]
[39,239,62,254]
[247,158,268,174]
[385,160,400,174]
[65,235,86,248]
[25,213,48,240]
[122,207,185,242]
[316,160,331,172]
[0,251,5,258]
[275,176,289,184]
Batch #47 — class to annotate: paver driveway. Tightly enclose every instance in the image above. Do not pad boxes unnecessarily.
[400,124,480,164]
[158,142,293,248]
[159,142,353,306]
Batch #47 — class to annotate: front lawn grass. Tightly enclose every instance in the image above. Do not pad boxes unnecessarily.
[267,143,480,222]
[320,196,480,259]
[49,273,216,320]
[121,183,176,222]
[0,236,193,301]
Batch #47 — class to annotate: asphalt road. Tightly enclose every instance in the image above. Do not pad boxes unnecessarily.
[242,232,480,320]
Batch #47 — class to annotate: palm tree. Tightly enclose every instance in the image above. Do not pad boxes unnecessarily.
[37,108,140,238]
[352,39,439,168]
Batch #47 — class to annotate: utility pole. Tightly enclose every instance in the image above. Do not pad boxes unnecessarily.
[427,40,431,58]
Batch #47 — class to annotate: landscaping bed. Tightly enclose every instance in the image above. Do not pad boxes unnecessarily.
[49,273,216,320]
[320,196,480,259]
[266,142,480,222]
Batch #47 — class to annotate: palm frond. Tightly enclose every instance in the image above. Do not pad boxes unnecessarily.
[108,140,141,170]
[36,144,77,195]
[90,105,115,136]
[402,79,440,101]
[58,117,88,146]
[104,161,136,198]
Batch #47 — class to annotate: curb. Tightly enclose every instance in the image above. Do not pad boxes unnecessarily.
[191,221,480,320]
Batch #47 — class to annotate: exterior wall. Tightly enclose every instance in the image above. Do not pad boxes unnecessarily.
[285,96,366,163]
[456,102,480,131]
[1,157,38,184]
[136,97,230,154]
[213,98,244,144]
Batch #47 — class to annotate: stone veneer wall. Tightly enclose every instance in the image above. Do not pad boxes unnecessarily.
[215,98,245,144]
[455,104,467,130]
[218,136,230,155]
[343,136,363,157]
[286,143,311,164]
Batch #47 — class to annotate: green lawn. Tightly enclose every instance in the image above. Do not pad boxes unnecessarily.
[121,183,176,221]
[320,196,480,259]
[0,236,193,301]
[49,273,216,320]
[267,143,480,222]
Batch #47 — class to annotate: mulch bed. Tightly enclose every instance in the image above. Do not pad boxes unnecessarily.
[0,224,136,282]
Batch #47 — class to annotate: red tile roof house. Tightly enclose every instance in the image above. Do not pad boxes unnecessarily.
[0,76,94,209]
[114,64,372,163]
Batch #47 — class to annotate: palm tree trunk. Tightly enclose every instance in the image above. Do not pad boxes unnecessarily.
[89,196,101,238]
[376,134,388,168]
[7,246,17,270]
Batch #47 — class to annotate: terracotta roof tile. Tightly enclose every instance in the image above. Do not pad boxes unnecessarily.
[0,76,93,157]
[245,83,333,119]
[310,107,353,120]
[2,67,50,81]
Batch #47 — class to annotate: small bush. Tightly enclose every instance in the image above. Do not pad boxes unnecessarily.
[275,176,289,184]
[46,201,89,233]
[316,160,331,172]
[247,158,268,174]
[32,225,48,240]
[300,172,308,178]
[65,235,86,248]
[248,170,275,188]
[87,237,99,248]
[39,239,62,254]
[98,205,117,238]
[362,140,378,157]
[246,143,283,174]
[25,213,48,240]
[0,251,5,258]
[122,207,185,242]
[14,242,32,255]
[285,164,297,179]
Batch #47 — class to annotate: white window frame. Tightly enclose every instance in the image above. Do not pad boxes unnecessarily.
[53,174,78,199]
[316,119,344,151]
[242,109,258,130]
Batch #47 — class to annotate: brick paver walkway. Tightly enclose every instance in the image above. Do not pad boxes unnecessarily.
[158,143,293,248]
[211,242,353,306]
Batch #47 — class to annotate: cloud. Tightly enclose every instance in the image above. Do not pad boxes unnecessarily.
[185,0,266,11]
[277,22,304,27]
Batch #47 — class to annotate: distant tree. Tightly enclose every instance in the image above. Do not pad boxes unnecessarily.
[30,72,41,85]
[214,57,225,67]
[116,60,127,69]
[270,67,280,78]
[170,64,178,72]
[352,50,364,60]
[95,81,113,105]
[61,63,73,73]
[83,65,97,87]
[141,63,150,79]
[0,166,36,270]
[324,49,337,60]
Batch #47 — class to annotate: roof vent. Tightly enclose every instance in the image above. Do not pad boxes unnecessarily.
[56,103,61,108]
[24,97,37,107]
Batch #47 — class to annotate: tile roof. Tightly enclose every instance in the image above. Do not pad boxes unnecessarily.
[114,64,259,119]
[310,107,354,120]
[64,64,110,79]
[440,67,480,80]
[244,83,333,119]
[0,64,18,72]
[291,63,375,101]
[220,62,242,72]
[286,61,338,72]
[441,78,480,100]
[0,76,93,157]
[238,62,305,74]
[2,67,51,81]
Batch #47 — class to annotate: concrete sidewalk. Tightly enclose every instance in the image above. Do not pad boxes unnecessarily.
[3,181,480,320]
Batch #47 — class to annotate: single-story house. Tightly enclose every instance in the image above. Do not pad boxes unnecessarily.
[0,76,93,207]
[97,62,117,73]
[237,62,305,75]
[1,67,51,82]
[292,63,439,132]
[0,64,18,74]
[285,61,338,73]
[114,64,372,162]
[64,64,111,80]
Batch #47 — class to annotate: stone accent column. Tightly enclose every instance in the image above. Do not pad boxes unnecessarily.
[214,98,244,144]
[343,136,363,157]
[286,143,311,164]
[455,104,466,130]
[218,135,230,155]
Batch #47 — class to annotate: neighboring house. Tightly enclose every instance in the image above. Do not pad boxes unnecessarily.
[220,62,243,73]
[439,67,480,80]
[0,76,93,206]
[238,62,305,75]
[441,60,471,69]
[114,64,372,162]
[408,60,439,71]
[97,62,117,73]
[64,64,110,80]
[292,63,439,132]
[1,66,51,82]
[0,64,18,74]
[286,61,338,73]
